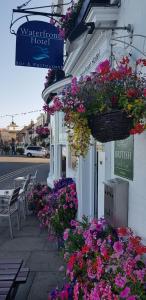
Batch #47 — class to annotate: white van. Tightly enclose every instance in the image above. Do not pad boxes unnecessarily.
[24,146,47,157]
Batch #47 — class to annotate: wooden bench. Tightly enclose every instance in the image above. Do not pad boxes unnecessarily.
[15,268,29,284]
[0,281,14,300]
[0,260,29,300]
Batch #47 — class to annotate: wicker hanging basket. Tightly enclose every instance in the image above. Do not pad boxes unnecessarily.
[88,110,133,143]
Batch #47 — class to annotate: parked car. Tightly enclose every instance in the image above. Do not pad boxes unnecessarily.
[24,146,47,157]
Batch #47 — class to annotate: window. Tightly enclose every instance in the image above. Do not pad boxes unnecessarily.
[35,147,42,151]
[50,145,54,174]
[61,145,66,178]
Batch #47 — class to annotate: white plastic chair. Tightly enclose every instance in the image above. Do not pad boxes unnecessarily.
[28,170,38,189]
[19,175,31,219]
[31,170,38,185]
[0,187,21,239]
[14,170,38,188]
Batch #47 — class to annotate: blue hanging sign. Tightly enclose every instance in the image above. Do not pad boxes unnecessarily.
[15,21,64,69]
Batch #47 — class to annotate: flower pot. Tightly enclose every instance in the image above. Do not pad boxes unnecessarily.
[88,110,133,143]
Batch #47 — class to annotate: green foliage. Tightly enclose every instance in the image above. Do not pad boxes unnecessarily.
[16,147,24,155]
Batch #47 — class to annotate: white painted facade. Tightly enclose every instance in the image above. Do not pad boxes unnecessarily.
[42,0,146,242]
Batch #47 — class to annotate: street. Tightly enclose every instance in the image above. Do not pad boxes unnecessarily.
[0,156,50,189]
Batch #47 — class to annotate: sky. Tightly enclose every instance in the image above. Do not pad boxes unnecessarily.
[0,0,53,128]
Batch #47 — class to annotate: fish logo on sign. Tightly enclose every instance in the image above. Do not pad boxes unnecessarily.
[32,47,49,61]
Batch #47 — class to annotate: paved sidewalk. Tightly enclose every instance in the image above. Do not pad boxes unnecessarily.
[0,215,65,300]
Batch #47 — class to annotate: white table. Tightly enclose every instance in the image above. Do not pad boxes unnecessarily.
[14,177,26,188]
[0,189,23,199]
[0,189,13,196]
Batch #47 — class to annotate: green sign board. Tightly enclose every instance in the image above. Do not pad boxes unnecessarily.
[114,136,134,180]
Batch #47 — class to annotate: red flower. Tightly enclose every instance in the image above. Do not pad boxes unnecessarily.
[143,88,146,97]
[67,254,76,271]
[130,123,145,134]
[135,245,146,255]
[142,59,146,66]
[129,236,141,247]
[117,227,129,237]
[81,245,90,254]
[96,59,110,75]
[136,58,146,66]
[127,88,138,98]
[120,56,129,65]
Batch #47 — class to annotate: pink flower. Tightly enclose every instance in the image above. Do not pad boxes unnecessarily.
[115,274,127,288]
[60,290,68,300]
[77,104,86,113]
[72,77,77,85]
[96,59,110,75]
[134,269,145,282]
[73,282,80,300]
[120,287,131,298]
[113,241,124,256]
[63,204,68,210]
[70,219,79,227]
[127,296,136,300]
[59,28,65,38]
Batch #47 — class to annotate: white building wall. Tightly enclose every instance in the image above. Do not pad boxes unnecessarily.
[104,0,146,241]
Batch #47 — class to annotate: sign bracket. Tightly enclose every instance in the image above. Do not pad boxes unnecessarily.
[13,9,65,18]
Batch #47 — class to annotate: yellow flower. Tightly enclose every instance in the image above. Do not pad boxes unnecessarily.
[127,104,133,110]
[68,116,91,157]
[135,99,143,104]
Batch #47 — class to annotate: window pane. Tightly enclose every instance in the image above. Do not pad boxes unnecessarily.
[61,145,66,178]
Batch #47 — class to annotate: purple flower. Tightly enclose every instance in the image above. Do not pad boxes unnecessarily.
[120,287,131,298]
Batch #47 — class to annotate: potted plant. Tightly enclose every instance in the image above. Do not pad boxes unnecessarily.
[49,218,146,299]
[58,0,111,41]
[50,182,78,249]
[44,57,146,157]
[27,184,50,214]
[44,69,65,89]
[36,126,50,139]
[59,0,83,40]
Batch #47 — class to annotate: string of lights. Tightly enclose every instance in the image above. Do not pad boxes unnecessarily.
[17,0,33,9]
[17,0,74,10]
[0,109,43,118]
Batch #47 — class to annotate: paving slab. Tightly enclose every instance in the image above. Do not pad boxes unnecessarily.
[0,250,31,264]
[43,239,58,252]
[14,225,43,237]
[0,236,46,251]
[27,271,65,300]
[26,251,65,272]
[0,215,65,300]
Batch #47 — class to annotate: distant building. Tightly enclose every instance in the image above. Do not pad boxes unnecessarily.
[0,121,22,143]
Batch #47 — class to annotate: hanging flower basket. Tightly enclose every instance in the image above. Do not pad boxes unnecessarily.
[36,126,50,140]
[43,57,146,157]
[88,110,133,143]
